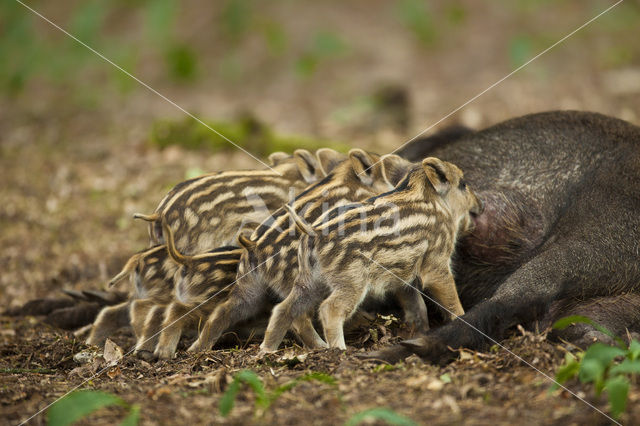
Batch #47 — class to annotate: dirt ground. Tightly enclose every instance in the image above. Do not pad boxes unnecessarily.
[3,313,640,425]
[2,1,640,425]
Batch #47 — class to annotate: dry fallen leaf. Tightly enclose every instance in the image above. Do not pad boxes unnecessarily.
[458,350,474,361]
[148,386,172,400]
[73,350,98,365]
[103,338,123,366]
[68,364,94,378]
[278,351,307,366]
[107,366,121,379]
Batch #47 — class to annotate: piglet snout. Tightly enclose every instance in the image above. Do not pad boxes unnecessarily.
[471,196,484,216]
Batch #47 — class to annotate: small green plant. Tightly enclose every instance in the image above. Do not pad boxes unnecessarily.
[164,43,198,82]
[0,0,202,95]
[220,0,254,44]
[445,3,467,26]
[396,0,437,47]
[262,21,287,56]
[439,373,452,384]
[345,407,416,426]
[373,364,397,373]
[219,370,337,417]
[47,390,140,426]
[508,35,534,68]
[552,315,640,419]
[149,116,349,156]
[295,30,348,78]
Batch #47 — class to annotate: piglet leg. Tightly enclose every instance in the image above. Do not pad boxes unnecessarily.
[86,301,130,346]
[319,283,368,350]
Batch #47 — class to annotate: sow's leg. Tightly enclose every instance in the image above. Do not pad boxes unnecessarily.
[547,294,640,348]
[367,232,639,363]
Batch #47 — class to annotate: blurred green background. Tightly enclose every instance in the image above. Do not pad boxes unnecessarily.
[2,0,639,153]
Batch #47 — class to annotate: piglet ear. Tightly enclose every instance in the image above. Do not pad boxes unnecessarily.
[422,157,450,195]
[294,149,319,183]
[268,151,290,166]
[316,148,347,176]
[381,154,412,187]
[348,148,377,186]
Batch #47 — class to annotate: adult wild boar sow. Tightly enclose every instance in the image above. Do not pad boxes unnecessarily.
[369,110,640,363]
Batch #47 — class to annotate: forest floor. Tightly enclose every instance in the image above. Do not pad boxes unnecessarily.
[4,311,639,425]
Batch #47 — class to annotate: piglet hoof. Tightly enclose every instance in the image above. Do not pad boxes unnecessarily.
[154,348,175,361]
[187,341,205,353]
[85,336,104,347]
[255,350,272,360]
[356,344,414,364]
[314,341,329,350]
[135,350,158,363]
[257,344,277,358]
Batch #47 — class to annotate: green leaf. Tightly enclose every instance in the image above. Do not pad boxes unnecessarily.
[121,404,141,426]
[552,315,590,330]
[235,370,267,406]
[269,372,337,407]
[551,354,580,390]
[604,376,629,419]
[610,359,640,375]
[47,390,126,426]
[373,364,396,373]
[219,370,267,416]
[439,373,452,384]
[578,358,604,385]
[345,407,417,426]
[582,343,626,367]
[219,380,240,417]
[299,372,338,386]
[628,339,640,360]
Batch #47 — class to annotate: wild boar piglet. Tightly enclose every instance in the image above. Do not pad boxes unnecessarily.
[186,149,415,353]
[133,222,242,360]
[134,149,345,255]
[86,244,178,346]
[260,157,483,352]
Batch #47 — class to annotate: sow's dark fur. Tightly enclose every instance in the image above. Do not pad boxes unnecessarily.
[371,111,640,363]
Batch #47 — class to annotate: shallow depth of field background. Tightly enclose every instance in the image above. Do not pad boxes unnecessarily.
[3,0,640,320]
[1,1,640,423]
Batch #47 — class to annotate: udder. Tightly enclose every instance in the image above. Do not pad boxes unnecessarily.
[462,190,545,265]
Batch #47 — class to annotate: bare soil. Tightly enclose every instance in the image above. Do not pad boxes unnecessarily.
[3,312,639,425]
